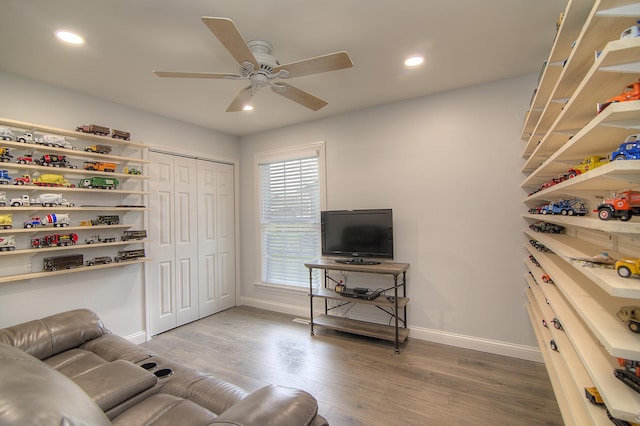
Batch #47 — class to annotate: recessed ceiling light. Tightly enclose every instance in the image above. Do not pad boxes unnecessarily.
[55,30,84,45]
[242,105,254,111]
[404,55,424,67]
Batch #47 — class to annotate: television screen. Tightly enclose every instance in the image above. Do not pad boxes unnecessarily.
[321,209,393,263]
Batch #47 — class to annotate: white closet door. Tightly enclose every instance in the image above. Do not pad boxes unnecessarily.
[197,160,236,316]
[197,160,219,317]
[173,156,199,326]
[148,152,199,334]
[216,162,236,312]
[148,152,178,335]
[148,152,235,335]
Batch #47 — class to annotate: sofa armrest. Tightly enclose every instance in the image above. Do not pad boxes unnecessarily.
[72,359,158,411]
[0,342,111,426]
[81,334,156,363]
[210,384,319,426]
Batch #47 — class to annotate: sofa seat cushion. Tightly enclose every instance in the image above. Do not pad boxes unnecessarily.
[112,393,217,426]
[0,342,110,426]
[44,348,107,376]
[72,359,158,411]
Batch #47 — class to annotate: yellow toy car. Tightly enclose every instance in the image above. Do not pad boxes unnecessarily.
[616,258,640,278]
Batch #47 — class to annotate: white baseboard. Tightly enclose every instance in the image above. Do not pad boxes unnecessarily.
[239,297,542,362]
[125,330,147,345]
[409,325,542,362]
[240,296,310,317]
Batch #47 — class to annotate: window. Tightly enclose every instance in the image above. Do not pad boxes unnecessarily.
[258,143,325,287]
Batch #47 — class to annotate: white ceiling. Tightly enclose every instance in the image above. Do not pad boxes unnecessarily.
[0,0,567,136]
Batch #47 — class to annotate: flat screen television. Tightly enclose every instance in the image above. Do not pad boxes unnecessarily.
[321,209,393,264]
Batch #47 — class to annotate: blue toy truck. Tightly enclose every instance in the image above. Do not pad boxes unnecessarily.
[611,134,640,160]
[541,199,587,216]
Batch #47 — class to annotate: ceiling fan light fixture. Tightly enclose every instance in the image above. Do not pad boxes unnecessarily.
[404,55,424,67]
[242,105,254,111]
[55,30,84,45]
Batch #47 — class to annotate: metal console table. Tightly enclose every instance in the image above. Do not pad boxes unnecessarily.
[304,259,409,353]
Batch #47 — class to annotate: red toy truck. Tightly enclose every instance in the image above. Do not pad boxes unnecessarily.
[595,191,640,221]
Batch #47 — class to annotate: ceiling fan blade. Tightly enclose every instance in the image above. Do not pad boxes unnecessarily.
[154,71,239,79]
[201,17,259,68]
[272,82,327,111]
[273,52,353,78]
[226,86,254,112]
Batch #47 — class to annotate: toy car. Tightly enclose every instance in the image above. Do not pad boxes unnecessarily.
[621,22,640,39]
[86,256,113,266]
[616,258,640,278]
[0,235,16,251]
[617,306,640,333]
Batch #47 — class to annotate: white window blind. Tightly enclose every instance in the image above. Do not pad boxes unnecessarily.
[260,154,321,287]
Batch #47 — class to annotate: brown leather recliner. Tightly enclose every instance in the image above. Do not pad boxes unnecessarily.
[0,309,328,426]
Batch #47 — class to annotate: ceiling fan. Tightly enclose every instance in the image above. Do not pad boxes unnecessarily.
[154,17,354,112]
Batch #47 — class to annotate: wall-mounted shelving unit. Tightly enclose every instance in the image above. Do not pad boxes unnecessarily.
[521,1,640,424]
[0,116,149,284]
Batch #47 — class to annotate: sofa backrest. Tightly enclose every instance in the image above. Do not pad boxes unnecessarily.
[0,309,109,360]
[0,342,111,426]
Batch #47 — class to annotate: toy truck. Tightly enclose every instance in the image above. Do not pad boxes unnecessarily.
[75,124,110,136]
[84,144,112,154]
[121,230,147,241]
[0,127,14,141]
[598,78,640,113]
[595,191,640,221]
[83,161,117,173]
[0,235,16,251]
[114,249,145,262]
[13,174,31,185]
[16,154,34,165]
[0,192,6,207]
[33,174,74,188]
[0,147,12,162]
[35,154,76,169]
[43,254,84,271]
[0,214,12,229]
[611,134,640,160]
[41,213,71,227]
[17,133,75,150]
[43,233,78,247]
[541,199,587,216]
[111,129,130,140]
[616,258,640,278]
[84,234,116,244]
[78,176,119,189]
[566,156,609,177]
[36,193,74,207]
[0,170,11,185]
[9,193,72,207]
[91,215,120,225]
[24,216,43,228]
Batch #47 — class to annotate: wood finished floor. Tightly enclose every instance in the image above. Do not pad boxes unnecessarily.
[142,306,563,425]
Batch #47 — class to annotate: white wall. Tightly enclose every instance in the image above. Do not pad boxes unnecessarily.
[239,74,538,360]
[0,69,540,360]
[0,71,239,339]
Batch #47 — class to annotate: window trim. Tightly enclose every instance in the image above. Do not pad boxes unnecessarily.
[254,141,326,289]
